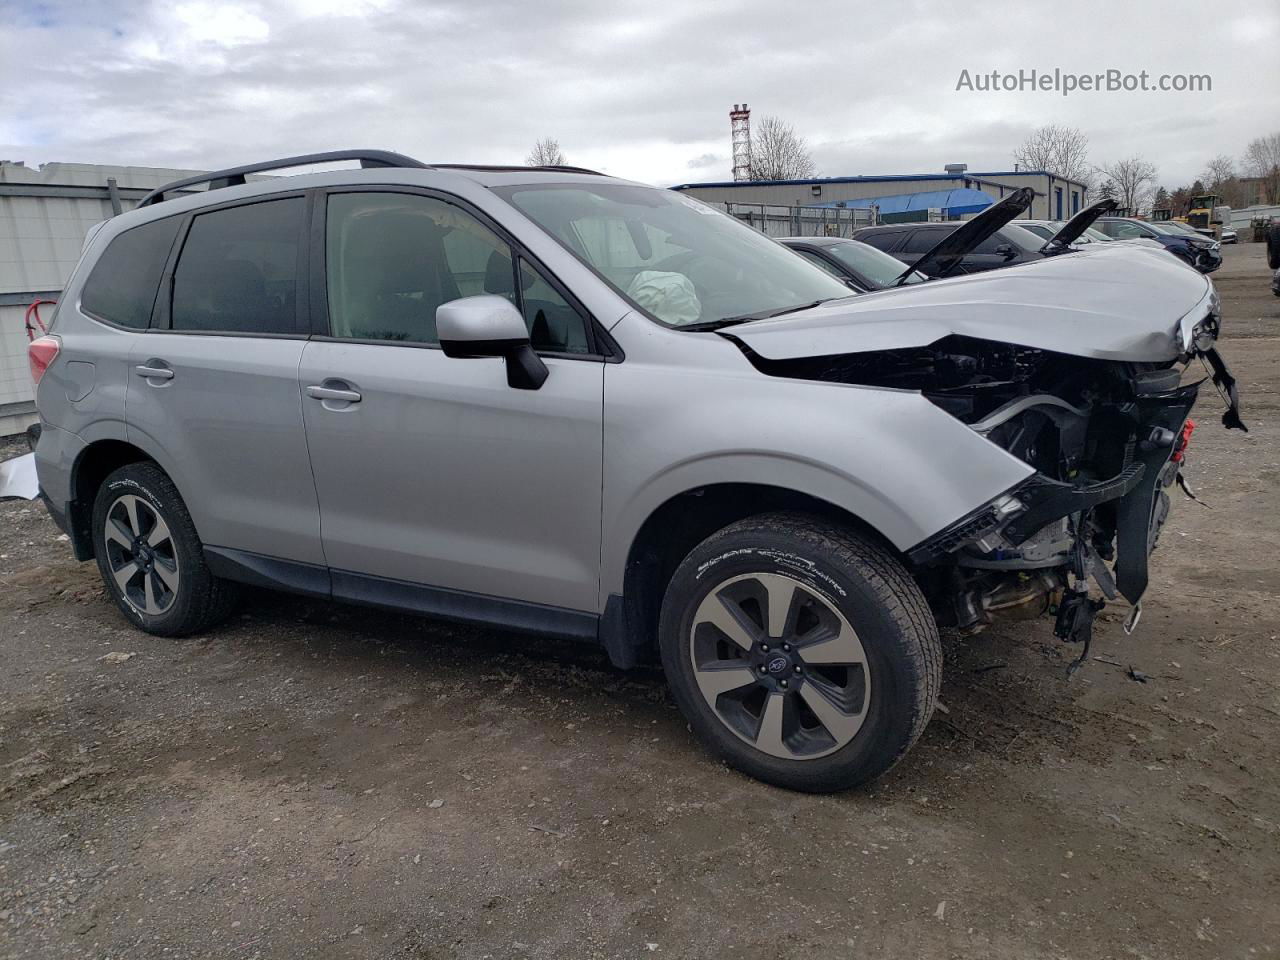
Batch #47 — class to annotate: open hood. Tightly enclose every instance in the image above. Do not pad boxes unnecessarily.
[728,241,1212,363]
[1041,198,1119,254]
[894,187,1034,283]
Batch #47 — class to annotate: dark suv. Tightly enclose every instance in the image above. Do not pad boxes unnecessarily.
[1094,217,1222,273]
[850,221,1047,277]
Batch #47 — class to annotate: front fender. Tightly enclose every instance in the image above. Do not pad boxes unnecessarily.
[600,345,1034,596]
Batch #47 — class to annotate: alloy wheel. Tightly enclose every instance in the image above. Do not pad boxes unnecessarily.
[688,572,870,760]
[102,494,180,615]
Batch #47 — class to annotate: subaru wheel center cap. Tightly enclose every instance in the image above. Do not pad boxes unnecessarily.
[766,655,790,676]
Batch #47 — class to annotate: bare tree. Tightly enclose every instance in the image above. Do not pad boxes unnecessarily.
[1200,154,1235,189]
[1243,131,1280,204]
[527,137,567,167]
[1096,156,1158,214]
[749,116,816,181]
[1169,186,1193,217]
[1013,124,1093,189]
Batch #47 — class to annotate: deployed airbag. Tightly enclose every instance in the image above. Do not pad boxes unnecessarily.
[626,270,702,327]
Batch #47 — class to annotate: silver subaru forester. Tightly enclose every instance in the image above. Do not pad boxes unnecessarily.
[28,150,1242,792]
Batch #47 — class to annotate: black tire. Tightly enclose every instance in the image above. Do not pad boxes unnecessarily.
[91,461,238,636]
[659,513,941,793]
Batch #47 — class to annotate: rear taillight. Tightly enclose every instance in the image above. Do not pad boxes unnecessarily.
[28,336,60,385]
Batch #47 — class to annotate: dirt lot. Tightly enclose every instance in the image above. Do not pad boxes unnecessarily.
[1,244,1278,960]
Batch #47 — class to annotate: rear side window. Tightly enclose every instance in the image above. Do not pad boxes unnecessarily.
[80,217,182,328]
[171,197,304,334]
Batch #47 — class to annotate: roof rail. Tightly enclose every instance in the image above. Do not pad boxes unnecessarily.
[537,165,606,176]
[135,149,429,208]
[431,163,606,176]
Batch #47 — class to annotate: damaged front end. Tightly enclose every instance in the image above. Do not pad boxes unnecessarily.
[738,302,1243,669]
[886,333,1239,665]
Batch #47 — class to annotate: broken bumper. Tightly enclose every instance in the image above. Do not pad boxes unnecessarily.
[910,377,1210,607]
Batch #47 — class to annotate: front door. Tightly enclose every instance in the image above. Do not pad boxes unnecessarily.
[126,194,324,565]
[299,189,605,613]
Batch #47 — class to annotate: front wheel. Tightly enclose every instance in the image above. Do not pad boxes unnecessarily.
[659,513,941,793]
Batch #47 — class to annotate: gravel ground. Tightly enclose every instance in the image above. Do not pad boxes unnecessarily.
[1,243,1277,960]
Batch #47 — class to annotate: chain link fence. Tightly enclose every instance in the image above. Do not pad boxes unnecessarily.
[700,202,878,238]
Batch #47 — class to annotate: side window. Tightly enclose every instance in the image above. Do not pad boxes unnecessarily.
[325,192,512,344]
[516,259,590,354]
[80,217,182,328]
[972,234,1008,254]
[171,198,304,334]
[1101,221,1144,239]
[900,230,941,254]
[856,230,905,253]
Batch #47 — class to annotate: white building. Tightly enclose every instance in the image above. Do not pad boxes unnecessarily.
[0,161,204,435]
[672,165,1090,224]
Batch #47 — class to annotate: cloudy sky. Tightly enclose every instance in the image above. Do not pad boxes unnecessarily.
[2,0,1278,189]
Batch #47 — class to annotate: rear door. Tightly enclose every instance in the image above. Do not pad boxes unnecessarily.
[298,188,605,613]
[126,194,324,565]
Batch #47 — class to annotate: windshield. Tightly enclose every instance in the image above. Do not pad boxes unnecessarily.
[823,240,921,288]
[496,183,853,328]
[1153,221,1202,236]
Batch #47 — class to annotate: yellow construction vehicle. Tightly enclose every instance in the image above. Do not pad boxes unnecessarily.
[1186,194,1221,236]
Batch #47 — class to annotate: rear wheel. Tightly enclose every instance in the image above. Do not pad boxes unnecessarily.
[659,513,940,792]
[91,462,238,635]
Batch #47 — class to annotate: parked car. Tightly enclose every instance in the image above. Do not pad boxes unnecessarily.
[27,150,1244,793]
[851,219,1047,276]
[1015,219,1112,244]
[776,236,925,290]
[849,194,1122,278]
[1158,217,1238,245]
[1095,217,1222,273]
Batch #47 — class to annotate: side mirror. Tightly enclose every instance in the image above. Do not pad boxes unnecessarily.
[437,295,548,390]
[994,243,1015,259]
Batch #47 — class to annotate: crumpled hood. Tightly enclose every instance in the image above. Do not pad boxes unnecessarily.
[729,243,1212,362]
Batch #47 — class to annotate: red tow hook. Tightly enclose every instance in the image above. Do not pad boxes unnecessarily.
[1171,418,1196,464]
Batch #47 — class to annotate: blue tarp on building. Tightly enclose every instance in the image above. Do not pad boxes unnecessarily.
[811,187,996,217]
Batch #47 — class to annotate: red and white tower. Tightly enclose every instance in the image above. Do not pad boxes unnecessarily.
[730,103,752,182]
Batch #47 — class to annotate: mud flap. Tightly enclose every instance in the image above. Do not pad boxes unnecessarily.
[1114,385,1199,604]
